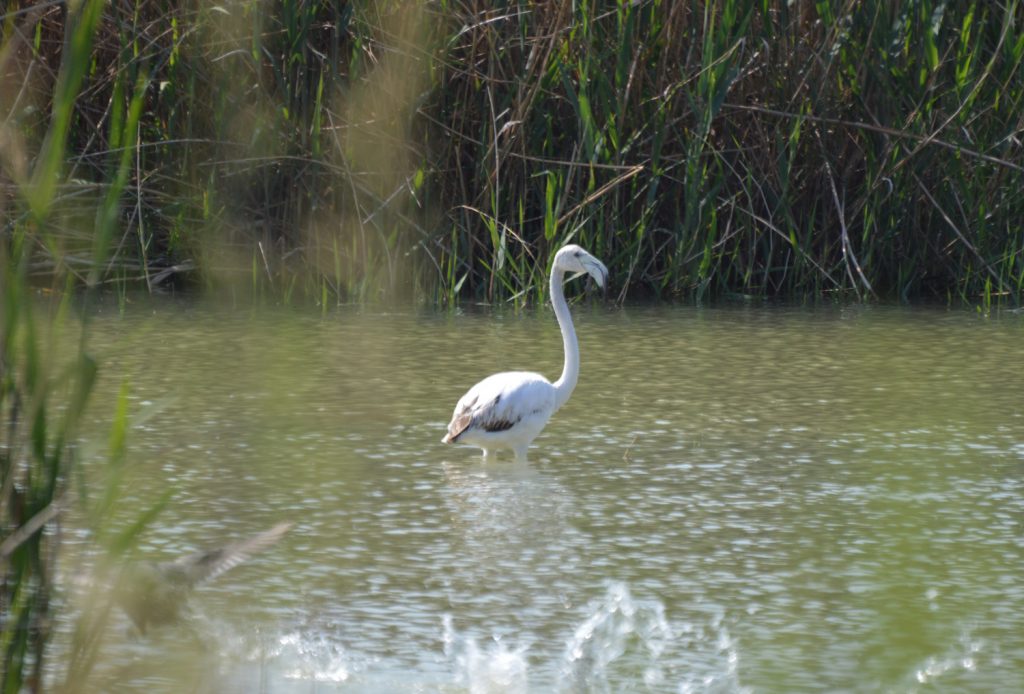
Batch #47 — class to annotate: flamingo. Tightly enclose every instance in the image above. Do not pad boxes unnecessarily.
[442,244,607,461]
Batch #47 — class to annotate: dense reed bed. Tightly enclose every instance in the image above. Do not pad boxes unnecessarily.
[2,0,1023,308]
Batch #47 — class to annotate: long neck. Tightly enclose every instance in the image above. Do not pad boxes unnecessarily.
[550,266,579,411]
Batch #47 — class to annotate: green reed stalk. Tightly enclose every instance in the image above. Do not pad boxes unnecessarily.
[1,3,166,689]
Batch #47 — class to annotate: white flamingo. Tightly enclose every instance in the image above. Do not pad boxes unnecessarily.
[442,244,608,461]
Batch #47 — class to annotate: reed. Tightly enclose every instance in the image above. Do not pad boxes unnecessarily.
[2,2,162,689]
[1,1,1022,308]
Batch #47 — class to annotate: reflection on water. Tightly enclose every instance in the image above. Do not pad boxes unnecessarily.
[51,303,1024,691]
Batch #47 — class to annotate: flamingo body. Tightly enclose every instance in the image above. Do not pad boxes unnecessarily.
[443,244,607,461]
[442,371,557,460]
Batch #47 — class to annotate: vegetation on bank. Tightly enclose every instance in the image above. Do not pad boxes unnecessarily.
[2,0,1024,309]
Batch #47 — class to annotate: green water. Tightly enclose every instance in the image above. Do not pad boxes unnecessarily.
[56,302,1023,692]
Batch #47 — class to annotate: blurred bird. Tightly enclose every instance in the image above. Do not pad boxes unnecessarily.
[115,521,293,634]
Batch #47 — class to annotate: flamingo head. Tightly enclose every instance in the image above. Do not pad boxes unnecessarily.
[553,244,608,288]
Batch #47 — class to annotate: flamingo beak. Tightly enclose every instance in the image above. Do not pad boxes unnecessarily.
[587,259,608,288]
[566,253,608,290]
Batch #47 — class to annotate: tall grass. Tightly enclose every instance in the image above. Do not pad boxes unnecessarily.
[2,0,1023,306]
[2,2,159,690]
[436,0,1024,306]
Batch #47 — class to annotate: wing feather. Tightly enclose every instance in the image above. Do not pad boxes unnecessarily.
[164,521,293,586]
[444,372,555,443]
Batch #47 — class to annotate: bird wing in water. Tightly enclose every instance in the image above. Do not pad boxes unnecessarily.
[163,521,294,587]
[116,521,293,633]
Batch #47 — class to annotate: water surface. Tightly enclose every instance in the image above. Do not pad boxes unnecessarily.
[57,302,1023,692]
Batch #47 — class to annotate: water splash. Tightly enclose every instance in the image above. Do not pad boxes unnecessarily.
[907,628,987,691]
[443,615,530,693]
[559,582,675,692]
[674,616,748,694]
[265,630,352,684]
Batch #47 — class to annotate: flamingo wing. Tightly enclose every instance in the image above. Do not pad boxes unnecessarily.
[444,372,554,443]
